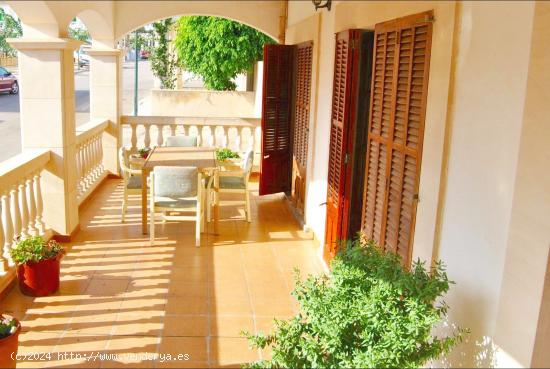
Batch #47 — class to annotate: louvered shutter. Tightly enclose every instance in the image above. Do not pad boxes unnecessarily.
[260,44,295,196]
[361,11,433,265]
[324,30,362,263]
[291,41,313,214]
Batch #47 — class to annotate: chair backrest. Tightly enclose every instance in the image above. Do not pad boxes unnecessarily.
[118,147,131,178]
[240,150,254,178]
[164,135,198,147]
[153,166,198,198]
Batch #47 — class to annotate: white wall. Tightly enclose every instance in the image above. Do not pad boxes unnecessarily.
[435,2,535,367]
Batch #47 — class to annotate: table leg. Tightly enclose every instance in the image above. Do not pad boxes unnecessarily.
[142,171,148,235]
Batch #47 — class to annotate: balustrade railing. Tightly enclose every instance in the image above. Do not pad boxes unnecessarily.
[0,149,50,272]
[121,116,261,155]
[76,119,109,204]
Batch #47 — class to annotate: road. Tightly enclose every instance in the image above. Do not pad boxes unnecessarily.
[0,60,153,162]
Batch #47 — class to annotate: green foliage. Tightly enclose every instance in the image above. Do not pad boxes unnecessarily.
[215,148,240,161]
[244,239,467,369]
[0,315,18,339]
[150,18,179,89]
[10,236,64,265]
[68,18,90,42]
[138,147,151,158]
[0,8,22,56]
[174,16,274,90]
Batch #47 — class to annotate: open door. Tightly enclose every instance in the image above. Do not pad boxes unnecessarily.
[291,41,314,215]
[323,30,363,264]
[361,11,433,266]
[259,44,295,196]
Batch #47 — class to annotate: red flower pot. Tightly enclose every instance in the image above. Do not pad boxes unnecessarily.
[16,255,61,297]
[0,319,21,369]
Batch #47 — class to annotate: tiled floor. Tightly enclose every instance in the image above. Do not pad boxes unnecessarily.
[0,177,323,368]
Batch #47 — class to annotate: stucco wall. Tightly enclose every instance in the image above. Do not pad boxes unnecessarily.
[149,90,258,118]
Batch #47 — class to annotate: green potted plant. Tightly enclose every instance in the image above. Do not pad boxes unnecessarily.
[138,147,151,159]
[215,148,240,163]
[244,238,467,368]
[0,314,21,368]
[10,236,65,297]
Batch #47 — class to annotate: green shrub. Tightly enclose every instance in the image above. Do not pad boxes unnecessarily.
[244,239,466,368]
[10,236,64,264]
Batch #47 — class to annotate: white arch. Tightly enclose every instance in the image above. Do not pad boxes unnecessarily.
[6,0,59,38]
[114,1,281,41]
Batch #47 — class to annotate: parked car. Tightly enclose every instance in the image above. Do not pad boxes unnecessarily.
[140,49,150,59]
[0,67,18,94]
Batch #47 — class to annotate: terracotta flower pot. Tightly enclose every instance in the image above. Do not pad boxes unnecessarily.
[0,319,21,369]
[16,255,62,297]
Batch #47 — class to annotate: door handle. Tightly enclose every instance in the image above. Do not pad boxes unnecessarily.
[319,202,327,206]
[263,155,270,159]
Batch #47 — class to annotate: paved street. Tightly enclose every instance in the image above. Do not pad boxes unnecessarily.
[0,60,153,162]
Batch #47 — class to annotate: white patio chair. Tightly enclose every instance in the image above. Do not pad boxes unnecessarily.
[210,150,254,222]
[119,147,143,222]
[149,166,204,247]
[164,135,198,147]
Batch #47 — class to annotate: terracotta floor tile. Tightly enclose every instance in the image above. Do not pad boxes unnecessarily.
[0,178,323,366]
[158,337,208,363]
[163,315,209,337]
[209,337,259,367]
[210,315,254,338]
[102,336,160,368]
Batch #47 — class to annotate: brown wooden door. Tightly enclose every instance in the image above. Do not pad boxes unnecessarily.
[361,11,433,266]
[323,30,363,264]
[260,44,295,196]
[291,41,313,215]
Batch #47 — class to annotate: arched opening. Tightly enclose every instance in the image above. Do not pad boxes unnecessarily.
[68,16,91,126]
[0,4,23,162]
[119,15,273,155]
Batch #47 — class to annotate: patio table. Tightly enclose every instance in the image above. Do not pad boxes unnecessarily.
[141,146,219,235]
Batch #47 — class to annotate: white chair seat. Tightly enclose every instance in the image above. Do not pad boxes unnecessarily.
[219,176,246,190]
[126,176,142,189]
[153,197,197,209]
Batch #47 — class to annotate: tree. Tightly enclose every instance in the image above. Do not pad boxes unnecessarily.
[68,18,90,43]
[0,8,22,56]
[174,16,273,90]
[150,18,179,90]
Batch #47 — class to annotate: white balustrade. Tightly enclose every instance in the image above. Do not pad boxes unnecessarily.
[120,116,261,158]
[75,119,109,205]
[0,150,50,271]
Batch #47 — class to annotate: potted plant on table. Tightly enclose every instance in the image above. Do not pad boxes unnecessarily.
[138,147,151,159]
[215,148,240,163]
[0,314,21,368]
[10,236,65,297]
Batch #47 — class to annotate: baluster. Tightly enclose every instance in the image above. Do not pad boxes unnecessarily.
[144,125,151,148]
[237,127,244,151]
[0,192,6,270]
[2,192,13,265]
[27,176,37,235]
[82,140,89,189]
[93,135,100,178]
[222,126,228,148]
[34,172,45,234]
[157,124,164,146]
[131,124,138,151]
[98,134,104,172]
[75,144,81,195]
[170,124,176,137]
[19,181,29,238]
[10,186,21,241]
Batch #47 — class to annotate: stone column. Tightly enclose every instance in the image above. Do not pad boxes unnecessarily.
[8,38,81,236]
[88,48,122,175]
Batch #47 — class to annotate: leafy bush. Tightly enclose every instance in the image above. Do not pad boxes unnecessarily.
[10,236,64,265]
[0,315,18,338]
[215,148,240,162]
[150,18,179,89]
[174,16,274,90]
[244,239,466,368]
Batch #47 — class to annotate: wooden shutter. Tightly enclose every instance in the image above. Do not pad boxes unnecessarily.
[324,30,362,263]
[361,11,433,265]
[291,41,313,214]
[260,44,295,196]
